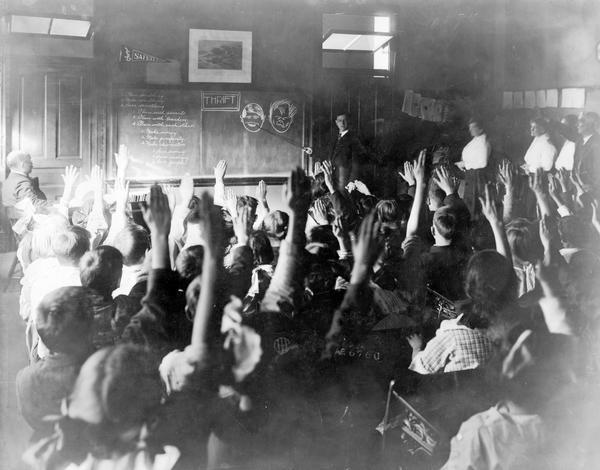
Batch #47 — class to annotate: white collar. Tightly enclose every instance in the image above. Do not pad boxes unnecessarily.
[339,129,349,138]
[11,170,29,177]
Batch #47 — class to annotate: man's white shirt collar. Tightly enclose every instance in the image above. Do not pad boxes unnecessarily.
[339,129,349,138]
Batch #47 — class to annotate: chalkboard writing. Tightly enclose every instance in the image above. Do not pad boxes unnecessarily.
[117,89,304,179]
[202,92,240,111]
[118,90,201,178]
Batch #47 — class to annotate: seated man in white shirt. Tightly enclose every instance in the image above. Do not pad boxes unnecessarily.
[523,118,557,172]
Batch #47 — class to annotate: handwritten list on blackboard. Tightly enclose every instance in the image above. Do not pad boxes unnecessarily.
[118,90,202,177]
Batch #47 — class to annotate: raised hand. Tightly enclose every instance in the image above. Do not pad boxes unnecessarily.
[61,165,79,190]
[479,183,500,224]
[223,188,238,218]
[569,168,585,196]
[398,161,416,186]
[222,296,263,383]
[322,160,335,194]
[114,144,129,179]
[197,191,224,257]
[309,198,330,226]
[233,205,252,245]
[498,159,515,189]
[141,184,172,238]
[161,184,177,212]
[89,165,104,198]
[214,160,228,182]
[556,168,572,193]
[547,174,564,205]
[353,180,372,196]
[529,168,548,195]
[256,179,267,203]
[538,213,558,255]
[178,173,194,207]
[413,150,427,186]
[114,177,130,212]
[286,167,311,214]
[433,166,459,195]
[350,210,382,283]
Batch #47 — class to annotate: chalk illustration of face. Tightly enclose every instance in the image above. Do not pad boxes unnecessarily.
[269,99,297,134]
[240,103,265,133]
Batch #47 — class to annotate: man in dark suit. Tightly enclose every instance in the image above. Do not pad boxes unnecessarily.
[575,112,600,193]
[2,150,47,213]
[329,113,367,190]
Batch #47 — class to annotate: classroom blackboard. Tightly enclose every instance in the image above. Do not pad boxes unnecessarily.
[117,88,305,179]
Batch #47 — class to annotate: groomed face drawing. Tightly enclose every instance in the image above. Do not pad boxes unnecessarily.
[240,103,266,132]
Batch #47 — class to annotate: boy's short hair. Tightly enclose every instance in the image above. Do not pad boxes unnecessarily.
[35,286,93,355]
[249,230,274,266]
[175,245,204,283]
[376,199,400,224]
[433,206,457,240]
[428,186,446,210]
[51,225,91,265]
[112,224,150,266]
[80,246,124,294]
[558,216,588,248]
[262,210,289,240]
[506,220,543,263]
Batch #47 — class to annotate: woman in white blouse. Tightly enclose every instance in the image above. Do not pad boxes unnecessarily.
[523,118,557,172]
[554,114,578,171]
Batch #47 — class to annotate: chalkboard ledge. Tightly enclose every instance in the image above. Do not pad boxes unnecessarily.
[106,175,291,187]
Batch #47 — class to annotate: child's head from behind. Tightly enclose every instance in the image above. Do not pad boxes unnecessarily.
[113,224,150,267]
[506,219,543,264]
[465,250,517,320]
[67,344,162,446]
[52,225,91,267]
[80,246,124,297]
[432,206,457,242]
[249,230,274,266]
[262,210,289,241]
[35,286,94,357]
[175,245,204,288]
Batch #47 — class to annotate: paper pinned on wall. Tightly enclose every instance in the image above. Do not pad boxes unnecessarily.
[402,90,414,115]
[524,91,536,109]
[546,89,558,107]
[502,92,513,109]
[411,93,422,118]
[535,90,546,108]
[513,91,524,109]
[561,88,585,108]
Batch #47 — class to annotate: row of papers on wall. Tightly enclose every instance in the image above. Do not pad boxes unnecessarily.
[401,90,448,123]
[502,88,586,110]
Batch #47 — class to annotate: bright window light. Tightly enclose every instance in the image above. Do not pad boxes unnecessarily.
[10,15,51,34]
[373,16,391,70]
[374,16,390,33]
[50,18,91,37]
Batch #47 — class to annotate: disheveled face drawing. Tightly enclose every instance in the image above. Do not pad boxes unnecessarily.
[269,99,297,134]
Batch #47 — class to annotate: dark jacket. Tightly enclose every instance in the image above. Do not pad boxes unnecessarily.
[575,132,600,192]
[328,130,367,187]
[2,171,47,209]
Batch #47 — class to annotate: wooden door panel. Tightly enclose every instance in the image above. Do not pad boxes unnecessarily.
[10,61,91,199]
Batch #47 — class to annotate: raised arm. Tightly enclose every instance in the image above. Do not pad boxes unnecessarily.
[405,150,427,238]
[57,165,79,216]
[479,183,511,259]
[213,160,227,206]
[260,168,311,315]
[253,180,270,230]
[530,169,553,218]
[498,159,517,223]
[324,210,381,356]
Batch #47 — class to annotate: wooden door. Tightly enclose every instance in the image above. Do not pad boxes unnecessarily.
[9,61,91,201]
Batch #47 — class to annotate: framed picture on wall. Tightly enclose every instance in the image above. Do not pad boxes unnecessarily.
[188,29,252,83]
